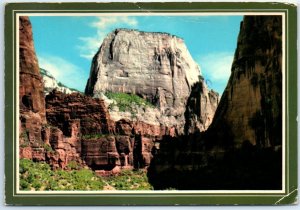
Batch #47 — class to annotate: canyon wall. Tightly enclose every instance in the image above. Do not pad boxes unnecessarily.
[148,16,283,190]
[19,16,46,122]
[19,16,84,169]
[209,15,282,148]
[19,16,47,161]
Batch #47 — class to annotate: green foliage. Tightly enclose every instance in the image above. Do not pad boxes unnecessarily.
[19,159,154,191]
[105,92,154,113]
[20,131,30,148]
[43,144,53,152]
[19,159,104,191]
[67,161,80,170]
[57,81,67,88]
[104,169,153,190]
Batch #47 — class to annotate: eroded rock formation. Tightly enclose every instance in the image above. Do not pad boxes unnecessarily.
[45,90,114,136]
[45,90,174,171]
[19,16,46,122]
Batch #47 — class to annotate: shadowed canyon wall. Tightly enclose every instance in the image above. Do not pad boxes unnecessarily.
[147,16,282,190]
[209,15,282,149]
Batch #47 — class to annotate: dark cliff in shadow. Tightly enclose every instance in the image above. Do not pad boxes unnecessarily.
[147,15,283,190]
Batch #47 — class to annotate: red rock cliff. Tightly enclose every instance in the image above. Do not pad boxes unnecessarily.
[19,16,46,122]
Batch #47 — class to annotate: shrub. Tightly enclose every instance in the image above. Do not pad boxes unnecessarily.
[104,169,153,190]
[105,92,154,113]
[67,161,80,170]
[19,159,104,191]
[43,144,53,152]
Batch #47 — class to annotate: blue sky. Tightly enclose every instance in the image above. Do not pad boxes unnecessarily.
[30,15,242,94]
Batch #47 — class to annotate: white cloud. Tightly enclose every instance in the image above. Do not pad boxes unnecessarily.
[78,16,138,60]
[91,16,138,29]
[198,52,234,82]
[38,55,87,92]
[197,52,234,93]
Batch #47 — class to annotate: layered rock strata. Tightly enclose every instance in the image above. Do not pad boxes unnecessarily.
[45,90,114,136]
[45,90,174,171]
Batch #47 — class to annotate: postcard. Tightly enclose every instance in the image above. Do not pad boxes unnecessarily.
[4,2,297,205]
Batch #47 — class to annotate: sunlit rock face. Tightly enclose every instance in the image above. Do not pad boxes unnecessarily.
[19,17,85,169]
[19,16,46,123]
[40,68,77,95]
[85,28,218,134]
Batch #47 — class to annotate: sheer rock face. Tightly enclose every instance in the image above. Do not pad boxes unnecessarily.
[209,16,282,148]
[85,29,206,134]
[19,16,46,123]
[19,16,47,161]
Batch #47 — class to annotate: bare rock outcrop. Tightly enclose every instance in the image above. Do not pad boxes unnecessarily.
[184,77,219,134]
[85,29,216,134]
[40,68,77,95]
[45,90,174,170]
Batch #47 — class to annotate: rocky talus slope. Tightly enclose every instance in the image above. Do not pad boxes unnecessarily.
[85,29,218,134]
[148,16,282,190]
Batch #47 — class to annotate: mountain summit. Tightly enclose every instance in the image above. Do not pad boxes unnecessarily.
[85,28,218,133]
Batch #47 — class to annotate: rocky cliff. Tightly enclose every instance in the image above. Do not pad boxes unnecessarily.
[19,16,46,122]
[40,68,78,95]
[19,16,47,162]
[209,16,282,148]
[85,29,217,134]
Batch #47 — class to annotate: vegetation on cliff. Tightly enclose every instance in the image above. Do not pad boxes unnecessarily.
[19,159,153,191]
[105,92,154,112]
